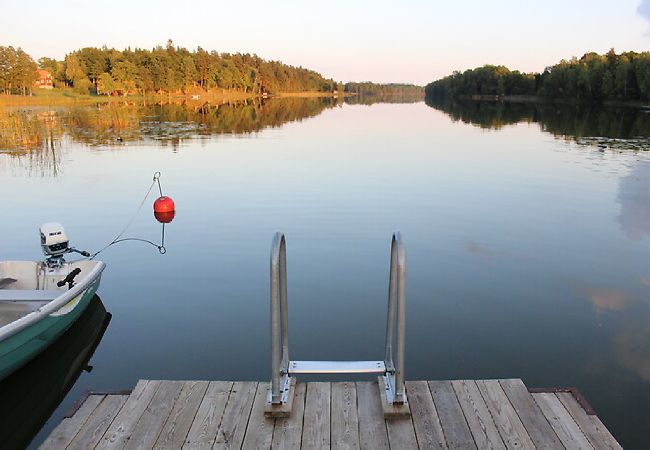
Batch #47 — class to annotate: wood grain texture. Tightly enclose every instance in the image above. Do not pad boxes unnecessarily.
[452,380,505,450]
[212,381,257,450]
[406,381,447,449]
[556,392,622,450]
[476,380,535,450]
[124,380,184,450]
[39,394,105,450]
[532,392,594,449]
[331,382,360,450]
[242,382,276,450]
[385,414,418,450]
[429,380,476,449]
[356,381,389,450]
[67,395,128,450]
[154,381,210,449]
[96,380,161,450]
[272,382,307,450]
[499,379,561,449]
[41,378,621,449]
[301,382,331,449]
[183,381,233,450]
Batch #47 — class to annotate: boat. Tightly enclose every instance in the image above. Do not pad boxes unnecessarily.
[0,223,105,381]
[0,295,111,449]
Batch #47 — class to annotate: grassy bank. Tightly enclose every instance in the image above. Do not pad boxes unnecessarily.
[0,89,119,106]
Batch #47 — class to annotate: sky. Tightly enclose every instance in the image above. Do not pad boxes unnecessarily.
[2,0,649,85]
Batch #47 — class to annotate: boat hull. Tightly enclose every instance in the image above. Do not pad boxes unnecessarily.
[0,295,110,449]
[0,276,101,381]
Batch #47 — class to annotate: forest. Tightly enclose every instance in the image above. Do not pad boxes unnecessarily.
[425,50,650,103]
[1,43,428,100]
[0,46,38,95]
[344,82,423,98]
[1,41,339,96]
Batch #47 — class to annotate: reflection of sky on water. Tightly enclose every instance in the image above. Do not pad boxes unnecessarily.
[617,159,650,241]
[576,285,630,313]
[465,240,495,263]
[575,274,650,388]
[614,307,650,382]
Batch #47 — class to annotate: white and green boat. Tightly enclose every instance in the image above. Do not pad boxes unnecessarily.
[0,223,105,381]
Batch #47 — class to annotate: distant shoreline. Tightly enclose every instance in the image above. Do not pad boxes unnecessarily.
[0,89,350,107]
[432,94,649,108]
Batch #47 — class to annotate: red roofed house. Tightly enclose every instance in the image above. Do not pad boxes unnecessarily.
[34,70,54,89]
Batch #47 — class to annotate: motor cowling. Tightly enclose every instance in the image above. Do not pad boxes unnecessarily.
[40,222,69,258]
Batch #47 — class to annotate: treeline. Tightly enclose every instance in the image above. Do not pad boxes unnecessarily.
[425,49,650,103]
[14,40,340,96]
[0,46,38,95]
[344,82,423,98]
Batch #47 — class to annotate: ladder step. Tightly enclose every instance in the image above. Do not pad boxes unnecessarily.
[289,360,386,374]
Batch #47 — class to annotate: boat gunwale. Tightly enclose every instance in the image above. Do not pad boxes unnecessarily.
[0,261,105,342]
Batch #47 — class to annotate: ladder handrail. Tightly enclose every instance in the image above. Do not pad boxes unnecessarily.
[385,231,406,403]
[270,232,289,404]
[269,231,407,407]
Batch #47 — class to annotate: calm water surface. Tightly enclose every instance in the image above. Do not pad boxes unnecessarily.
[1,99,649,448]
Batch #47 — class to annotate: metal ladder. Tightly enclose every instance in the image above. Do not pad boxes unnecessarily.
[265,231,409,418]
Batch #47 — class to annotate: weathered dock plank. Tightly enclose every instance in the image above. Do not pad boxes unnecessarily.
[154,380,210,449]
[67,395,129,450]
[242,382,276,450]
[429,380,476,449]
[96,379,161,450]
[331,381,360,450]
[43,378,620,449]
[532,392,594,449]
[451,379,505,449]
[302,381,331,449]
[499,378,561,449]
[476,379,535,450]
[556,392,622,450]
[406,380,446,449]
[356,381,389,450]
[124,380,184,449]
[212,381,257,449]
[39,394,105,449]
[271,382,307,450]
[183,381,233,449]
[385,412,418,450]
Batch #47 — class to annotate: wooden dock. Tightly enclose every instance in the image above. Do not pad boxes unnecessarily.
[41,378,621,449]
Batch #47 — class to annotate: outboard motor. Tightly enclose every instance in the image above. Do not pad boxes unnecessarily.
[40,222,70,259]
[40,223,90,267]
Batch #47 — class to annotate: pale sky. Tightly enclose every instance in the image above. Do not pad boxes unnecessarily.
[2,0,649,85]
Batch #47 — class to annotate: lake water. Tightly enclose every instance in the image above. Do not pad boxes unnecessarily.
[1,98,649,448]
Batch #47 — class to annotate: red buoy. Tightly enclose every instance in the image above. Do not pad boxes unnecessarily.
[154,210,175,224]
[154,196,175,223]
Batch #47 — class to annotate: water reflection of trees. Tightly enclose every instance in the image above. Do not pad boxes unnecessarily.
[0,97,341,149]
[426,98,650,150]
[0,108,63,176]
[0,97,343,172]
[344,93,423,105]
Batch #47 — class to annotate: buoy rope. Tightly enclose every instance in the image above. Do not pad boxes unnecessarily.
[90,172,166,258]
[154,171,163,197]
